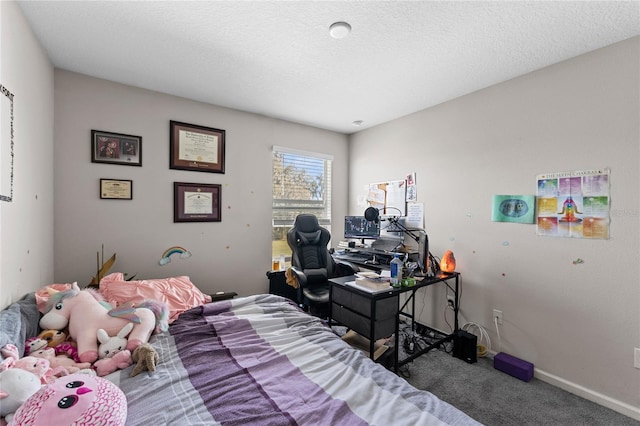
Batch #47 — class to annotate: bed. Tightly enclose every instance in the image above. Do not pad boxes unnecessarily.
[1,290,481,425]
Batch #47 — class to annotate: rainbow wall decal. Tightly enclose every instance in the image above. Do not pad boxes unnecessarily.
[159,246,192,266]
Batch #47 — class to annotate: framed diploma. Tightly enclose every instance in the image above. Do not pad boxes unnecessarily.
[170,120,225,173]
[174,182,221,222]
[100,179,133,200]
[91,130,142,166]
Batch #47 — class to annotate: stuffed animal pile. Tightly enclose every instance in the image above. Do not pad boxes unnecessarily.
[0,282,167,424]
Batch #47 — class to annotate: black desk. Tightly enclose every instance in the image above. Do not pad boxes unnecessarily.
[329,273,460,372]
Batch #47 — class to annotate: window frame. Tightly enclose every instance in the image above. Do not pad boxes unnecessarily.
[272,146,333,260]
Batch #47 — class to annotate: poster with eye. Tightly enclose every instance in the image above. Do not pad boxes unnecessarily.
[1,84,14,202]
[491,195,535,223]
[535,169,610,239]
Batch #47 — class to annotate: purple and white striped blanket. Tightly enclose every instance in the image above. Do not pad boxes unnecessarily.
[107,294,481,425]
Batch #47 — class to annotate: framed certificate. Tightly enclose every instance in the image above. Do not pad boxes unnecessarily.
[174,182,221,222]
[170,121,225,173]
[100,179,133,200]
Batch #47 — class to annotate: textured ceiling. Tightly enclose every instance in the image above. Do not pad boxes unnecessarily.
[17,1,640,134]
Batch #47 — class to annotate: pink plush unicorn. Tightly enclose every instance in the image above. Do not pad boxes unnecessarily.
[39,283,168,364]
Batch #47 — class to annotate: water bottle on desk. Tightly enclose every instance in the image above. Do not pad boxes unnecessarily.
[390,254,403,287]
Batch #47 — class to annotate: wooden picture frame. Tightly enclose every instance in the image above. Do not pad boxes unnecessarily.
[91,130,142,166]
[174,182,221,222]
[170,120,225,173]
[100,179,133,200]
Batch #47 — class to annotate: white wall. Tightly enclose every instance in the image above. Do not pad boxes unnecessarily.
[53,70,349,297]
[349,37,640,416]
[0,1,54,309]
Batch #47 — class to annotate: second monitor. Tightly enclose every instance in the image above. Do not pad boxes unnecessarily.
[344,215,380,242]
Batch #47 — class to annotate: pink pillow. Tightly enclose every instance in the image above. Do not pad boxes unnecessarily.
[35,283,75,313]
[99,273,212,323]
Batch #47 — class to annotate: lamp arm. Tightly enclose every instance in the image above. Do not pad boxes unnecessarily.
[388,217,421,243]
[381,206,404,216]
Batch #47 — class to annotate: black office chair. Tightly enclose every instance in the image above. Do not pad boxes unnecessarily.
[287,214,357,317]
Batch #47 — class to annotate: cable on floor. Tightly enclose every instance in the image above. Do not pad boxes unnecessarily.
[461,322,491,357]
[494,316,501,353]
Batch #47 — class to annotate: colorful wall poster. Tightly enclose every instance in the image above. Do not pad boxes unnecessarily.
[536,169,610,239]
[491,195,536,223]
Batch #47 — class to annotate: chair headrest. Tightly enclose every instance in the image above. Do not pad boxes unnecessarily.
[294,214,320,233]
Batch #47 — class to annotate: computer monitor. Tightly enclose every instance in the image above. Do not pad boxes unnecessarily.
[344,216,380,241]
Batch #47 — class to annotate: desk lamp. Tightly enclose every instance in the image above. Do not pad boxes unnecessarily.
[440,250,456,273]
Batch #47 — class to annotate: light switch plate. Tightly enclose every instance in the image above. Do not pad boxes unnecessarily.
[635,348,640,369]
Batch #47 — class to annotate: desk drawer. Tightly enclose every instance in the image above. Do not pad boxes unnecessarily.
[332,286,397,320]
[332,303,396,340]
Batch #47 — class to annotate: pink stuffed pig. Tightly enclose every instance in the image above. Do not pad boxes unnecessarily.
[29,348,91,373]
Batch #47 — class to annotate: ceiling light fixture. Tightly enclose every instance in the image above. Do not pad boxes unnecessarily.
[329,21,351,39]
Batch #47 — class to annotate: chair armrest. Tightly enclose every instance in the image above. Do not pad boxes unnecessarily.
[289,266,308,288]
[288,267,308,305]
[334,260,359,277]
[210,291,238,301]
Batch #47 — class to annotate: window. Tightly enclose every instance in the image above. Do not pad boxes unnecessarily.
[272,146,333,264]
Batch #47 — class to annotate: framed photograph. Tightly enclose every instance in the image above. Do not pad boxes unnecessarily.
[100,179,133,200]
[170,120,225,173]
[91,130,142,166]
[174,182,221,222]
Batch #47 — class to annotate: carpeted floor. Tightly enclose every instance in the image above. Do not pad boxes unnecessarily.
[402,347,639,426]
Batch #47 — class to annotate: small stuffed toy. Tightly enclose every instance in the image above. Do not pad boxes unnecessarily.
[23,337,47,356]
[130,343,159,377]
[0,369,42,423]
[36,329,82,363]
[0,344,66,385]
[93,350,133,377]
[29,348,91,374]
[9,373,127,425]
[37,330,67,348]
[97,322,134,359]
[25,330,81,363]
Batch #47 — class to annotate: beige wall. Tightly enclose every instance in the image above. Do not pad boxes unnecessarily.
[0,1,54,309]
[349,37,640,417]
[53,70,349,297]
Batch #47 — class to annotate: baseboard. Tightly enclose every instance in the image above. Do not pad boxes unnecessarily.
[534,369,640,421]
[486,351,639,421]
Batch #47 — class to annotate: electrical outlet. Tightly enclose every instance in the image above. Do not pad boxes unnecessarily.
[635,348,640,369]
[493,309,503,325]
